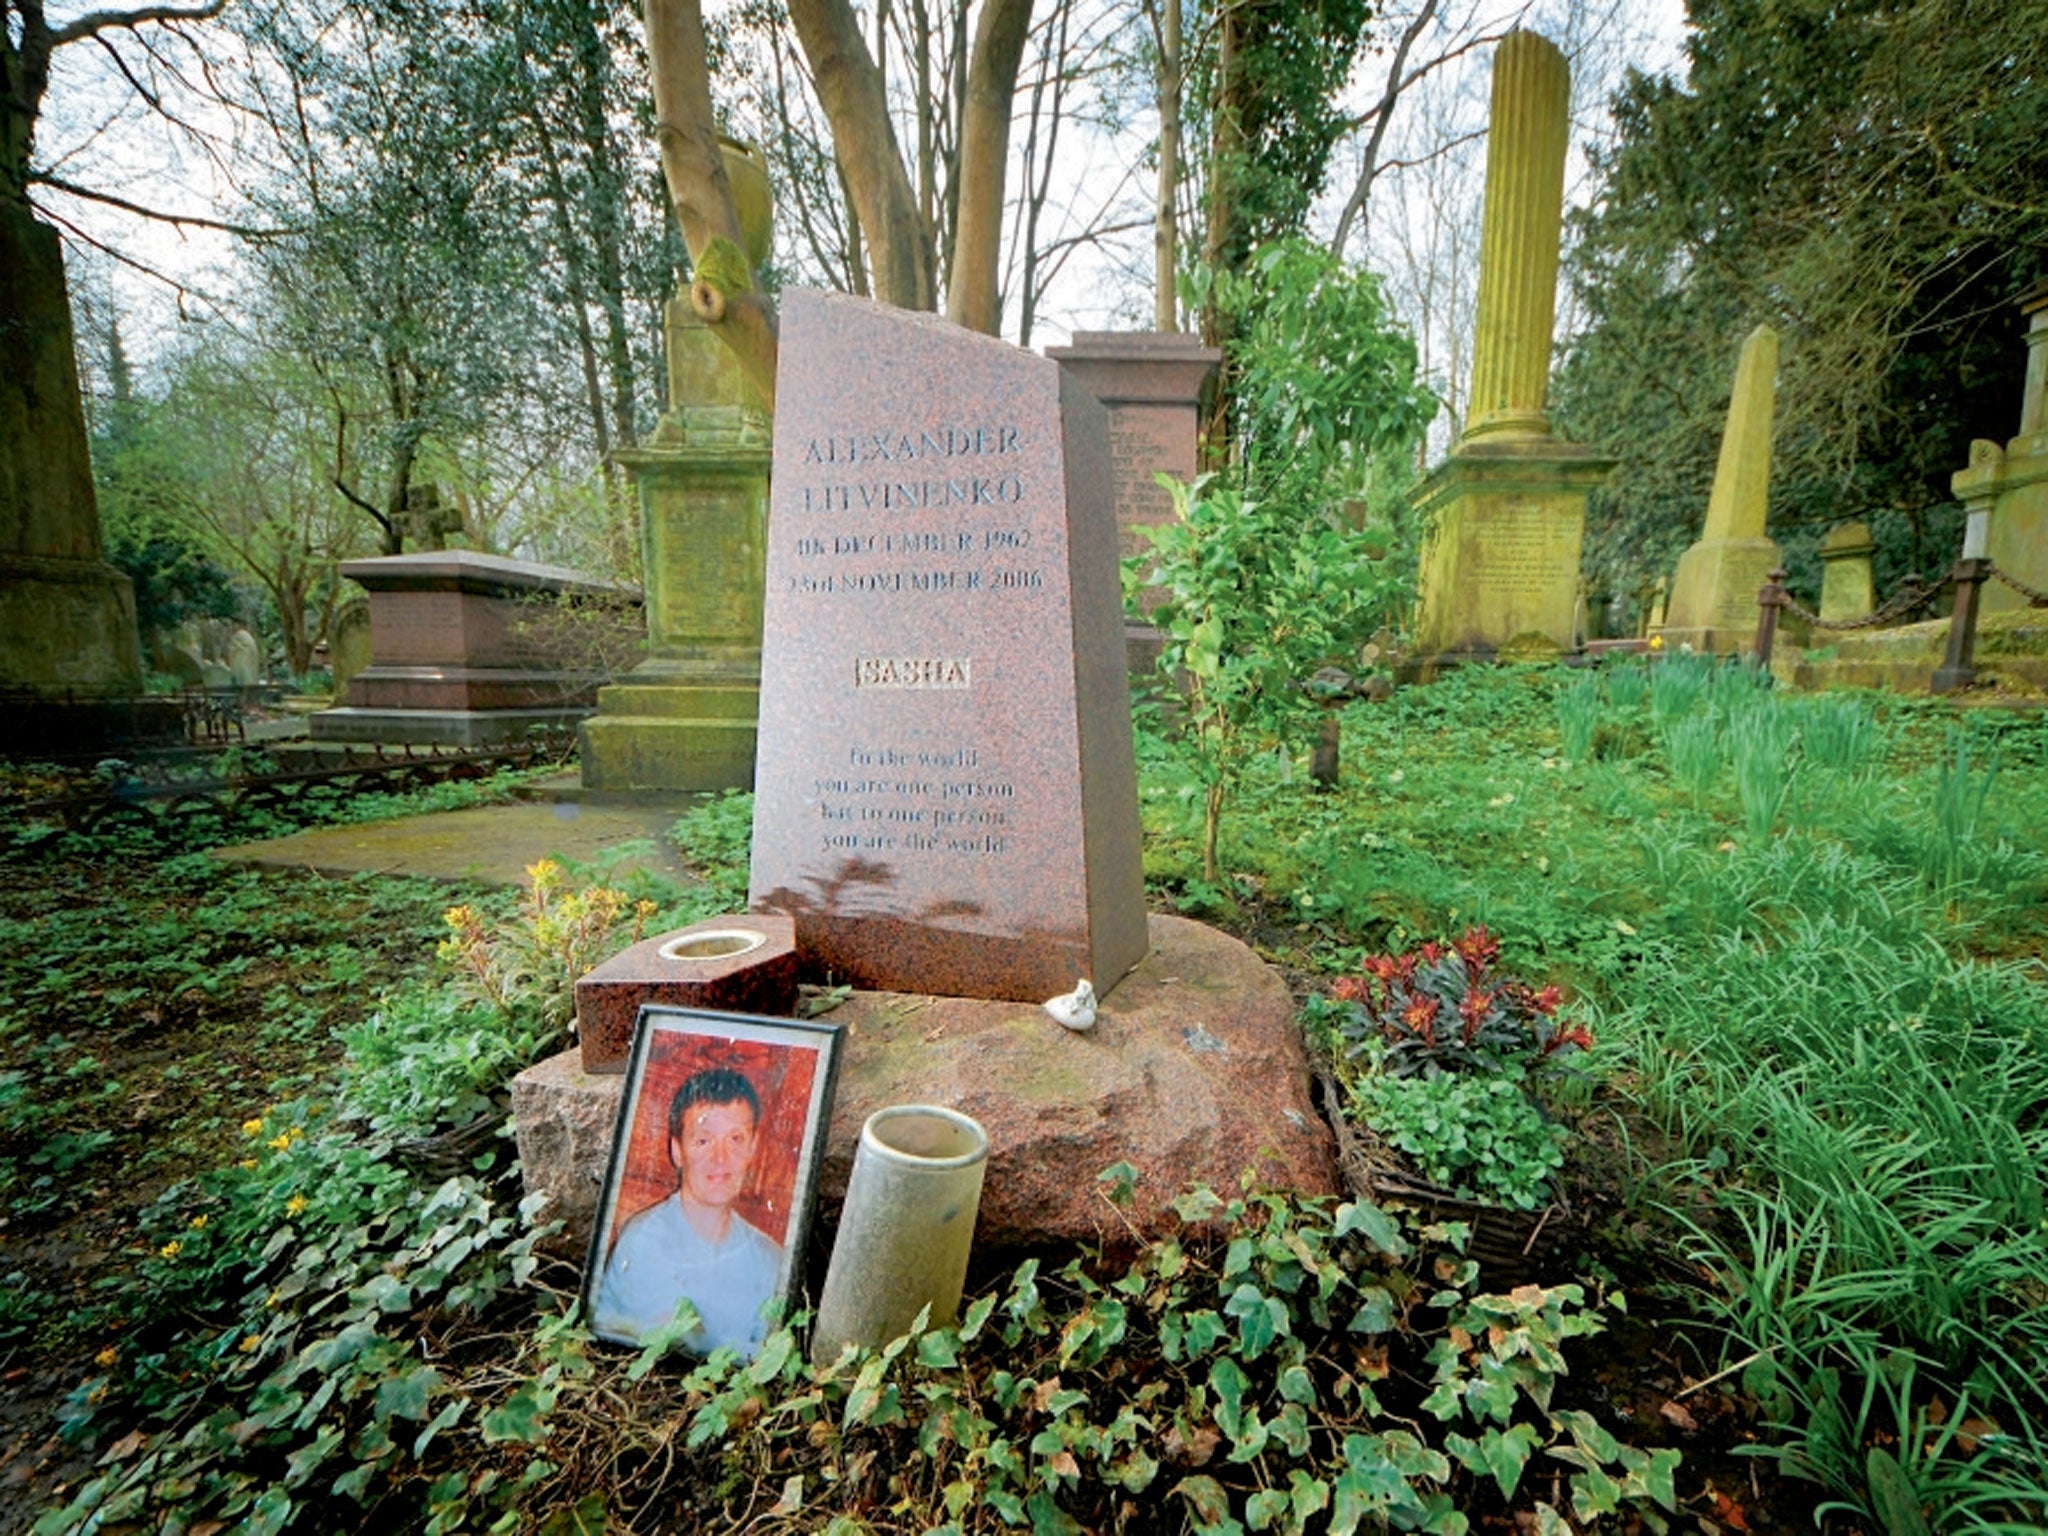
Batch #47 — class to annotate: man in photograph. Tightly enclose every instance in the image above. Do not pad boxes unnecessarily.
[592,1066,784,1354]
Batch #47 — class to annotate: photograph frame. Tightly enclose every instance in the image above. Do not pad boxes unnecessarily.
[581,1004,844,1355]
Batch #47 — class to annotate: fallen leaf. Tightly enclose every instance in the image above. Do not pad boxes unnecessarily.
[1163,1424,1221,1466]
[101,1430,148,1463]
[1659,1399,1700,1433]
[1712,1490,1751,1531]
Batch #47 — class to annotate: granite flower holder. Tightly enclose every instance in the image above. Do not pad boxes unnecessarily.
[572,914,800,1073]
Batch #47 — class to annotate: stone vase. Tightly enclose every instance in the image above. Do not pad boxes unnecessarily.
[810,1105,989,1363]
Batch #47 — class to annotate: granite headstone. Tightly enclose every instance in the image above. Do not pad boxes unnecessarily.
[748,291,1148,1002]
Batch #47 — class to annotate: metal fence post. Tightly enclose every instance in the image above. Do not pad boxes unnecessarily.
[1753,567,1788,668]
[1932,557,1991,694]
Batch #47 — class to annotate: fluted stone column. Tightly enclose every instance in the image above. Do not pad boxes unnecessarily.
[1658,324,1785,653]
[1464,30,1571,444]
[1406,30,1611,672]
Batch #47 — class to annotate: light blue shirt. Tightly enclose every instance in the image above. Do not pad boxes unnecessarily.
[591,1195,783,1356]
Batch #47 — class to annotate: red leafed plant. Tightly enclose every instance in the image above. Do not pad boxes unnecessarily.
[1329,925,1593,1079]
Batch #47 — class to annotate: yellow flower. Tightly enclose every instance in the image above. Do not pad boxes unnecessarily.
[286,1195,308,1216]
[239,1159,259,1171]
[1647,634,1666,651]
[189,1214,208,1231]
[268,1134,291,1152]
[95,1346,118,1368]
[243,1118,265,1137]
[445,904,478,930]
[238,1334,262,1354]
[265,1289,283,1309]
[635,899,658,919]
[159,1240,182,1260]
[287,1127,303,1142]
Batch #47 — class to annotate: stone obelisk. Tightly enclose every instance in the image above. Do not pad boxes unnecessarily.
[1,207,144,700]
[1658,325,1784,653]
[1409,31,1612,670]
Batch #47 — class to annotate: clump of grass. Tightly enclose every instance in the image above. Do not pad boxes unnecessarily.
[1556,674,1602,762]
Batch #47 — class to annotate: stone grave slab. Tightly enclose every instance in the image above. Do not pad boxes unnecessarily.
[312,550,640,746]
[747,291,1147,1002]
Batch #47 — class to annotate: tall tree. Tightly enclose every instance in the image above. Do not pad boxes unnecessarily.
[238,0,550,555]
[643,0,1045,390]
[1555,0,2048,594]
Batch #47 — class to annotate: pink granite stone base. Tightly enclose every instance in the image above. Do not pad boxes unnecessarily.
[515,915,1337,1258]
[573,913,800,1073]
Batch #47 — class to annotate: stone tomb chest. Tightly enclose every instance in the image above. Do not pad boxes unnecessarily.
[311,550,639,747]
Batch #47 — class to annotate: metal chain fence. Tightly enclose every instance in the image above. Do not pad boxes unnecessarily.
[1775,573,1946,632]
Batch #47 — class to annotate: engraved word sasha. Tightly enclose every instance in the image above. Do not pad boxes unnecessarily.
[853,656,972,690]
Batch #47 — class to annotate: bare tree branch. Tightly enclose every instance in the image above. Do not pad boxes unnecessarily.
[30,172,290,237]
[1329,0,1440,254]
[49,0,224,48]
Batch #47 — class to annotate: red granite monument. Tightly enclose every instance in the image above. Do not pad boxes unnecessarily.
[311,550,640,746]
[1046,331,1219,671]
[747,291,1149,1002]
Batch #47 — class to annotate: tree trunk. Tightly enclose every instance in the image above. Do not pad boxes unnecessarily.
[1153,0,1181,331]
[784,0,935,308]
[644,0,781,403]
[567,0,638,451]
[945,0,1034,333]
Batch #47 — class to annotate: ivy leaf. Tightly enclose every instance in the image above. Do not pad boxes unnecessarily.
[747,1328,795,1384]
[915,1330,960,1370]
[282,1425,341,1488]
[1334,1201,1406,1257]
[1224,1284,1286,1359]
[1209,1356,1250,1440]
[1347,1287,1395,1335]
[481,1384,553,1446]
[374,1366,438,1424]
[1288,1469,1331,1523]
[1474,1424,1541,1499]
[1245,1489,1289,1531]
[1174,1474,1241,1535]
[958,1293,998,1343]
[1278,1364,1317,1405]
[412,1398,466,1459]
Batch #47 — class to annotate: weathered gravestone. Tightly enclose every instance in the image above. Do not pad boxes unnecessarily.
[1818,521,1876,623]
[1658,325,1783,653]
[747,291,1149,1002]
[1955,281,2048,616]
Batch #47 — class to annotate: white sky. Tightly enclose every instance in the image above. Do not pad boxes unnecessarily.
[37,0,1695,377]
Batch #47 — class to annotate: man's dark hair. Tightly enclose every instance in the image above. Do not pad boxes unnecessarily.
[668,1067,761,1142]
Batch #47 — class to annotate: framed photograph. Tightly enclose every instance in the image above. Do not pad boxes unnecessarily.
[583,1005,844,1356]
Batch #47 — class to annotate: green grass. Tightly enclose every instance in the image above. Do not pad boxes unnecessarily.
[1137,660,2048,1525]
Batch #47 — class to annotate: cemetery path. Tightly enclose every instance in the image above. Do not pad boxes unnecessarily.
[211,795,705,889]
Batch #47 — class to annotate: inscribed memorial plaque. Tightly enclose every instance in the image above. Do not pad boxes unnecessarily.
[748,292,1148,1002]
